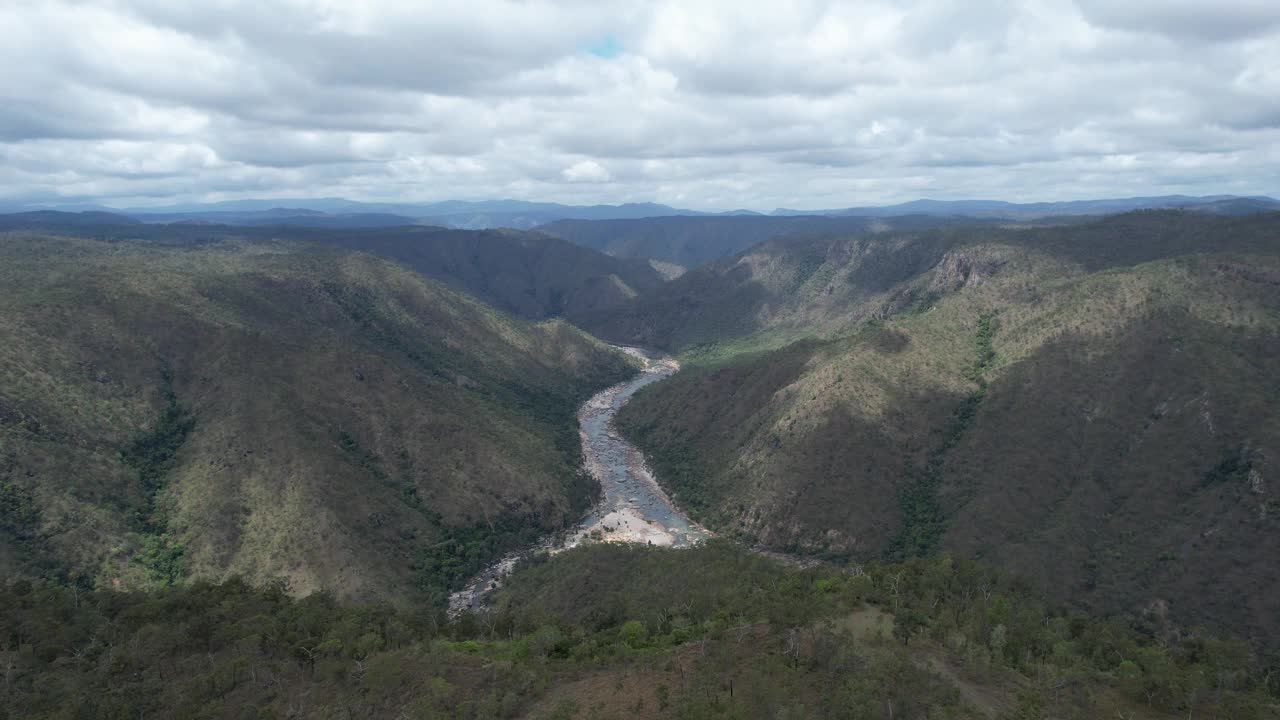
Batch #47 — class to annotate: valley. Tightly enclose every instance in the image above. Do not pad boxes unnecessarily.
[450,347,709,614]
[2,209,1279,719]
[7,3,1280,715]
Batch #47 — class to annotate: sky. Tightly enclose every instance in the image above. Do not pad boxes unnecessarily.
[2,0,1278,211]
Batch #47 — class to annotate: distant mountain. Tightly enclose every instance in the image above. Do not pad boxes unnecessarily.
[420,211,571,230]
[1189,197,1280,215]
[416,200,702,221]
[114,198,719,229]
[773,194,1280,219]
[539,214,988,271]
[419,202,717,230]
[133,209,421,228]
[17,194,1275,231]
[0,210,143,227]
[119,197,415,215]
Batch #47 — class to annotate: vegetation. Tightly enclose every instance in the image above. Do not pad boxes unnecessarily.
[4,210,1280,717]
[3,543,1276,719]
[120,365,196,584]
[0,216,665,324]
[616,211,1280,648]
[0,232,636,601]
[120,365,197,522]
[587,211,1280,352]
[540,214,955,272]
[302,225,667,324]
[886,310,1001,561]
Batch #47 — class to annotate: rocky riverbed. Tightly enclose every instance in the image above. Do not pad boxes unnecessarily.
[448,347,710,613]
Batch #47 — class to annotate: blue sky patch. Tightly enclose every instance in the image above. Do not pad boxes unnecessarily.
[587,35,621,58]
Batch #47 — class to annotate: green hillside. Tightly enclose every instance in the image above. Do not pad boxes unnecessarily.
[0,233,637,603]
[540,213,988,279]
[615,211,1280,646]
[4,212,1279,718]
[585,211,1280,355]
[4,542,1276,719]
[539,215,875,272]
[0,215,666,325]
[301,225,667,323]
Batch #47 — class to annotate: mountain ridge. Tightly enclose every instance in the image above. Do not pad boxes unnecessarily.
[7,193,1274,231]
[610,210,1280,647]
[0,216,665,323]
[773,194,1280,218]
[0,232,639,602]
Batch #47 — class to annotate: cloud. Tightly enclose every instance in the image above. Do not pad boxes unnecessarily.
[562,160,612,182]
[1075,0,1280,43]
[0,0,1276,210]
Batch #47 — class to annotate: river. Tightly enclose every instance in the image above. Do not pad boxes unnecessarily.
[448,347,711,613]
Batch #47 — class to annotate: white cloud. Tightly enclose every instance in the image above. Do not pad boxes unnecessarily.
[562,160,612,183]
[0,0,1276,210]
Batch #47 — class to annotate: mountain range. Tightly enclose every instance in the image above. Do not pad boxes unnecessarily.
[4,193,1274,232]
[773,194,1280,219]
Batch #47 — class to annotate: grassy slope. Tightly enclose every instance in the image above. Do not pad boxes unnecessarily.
[0,233,637,602]
[615,212,1280,646]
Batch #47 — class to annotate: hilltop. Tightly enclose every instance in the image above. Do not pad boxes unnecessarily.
[584,211,1280,352]
[301,226,666,324]
[0,215,665,323]
[538,214,989,273]
[8,193,1273,232]
[773,194,1280,219]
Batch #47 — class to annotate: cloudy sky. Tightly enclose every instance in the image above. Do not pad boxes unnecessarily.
[3,0,1278,210]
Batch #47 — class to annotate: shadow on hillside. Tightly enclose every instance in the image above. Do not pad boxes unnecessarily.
[1014,210,1280,272]
[939,312,1280,648]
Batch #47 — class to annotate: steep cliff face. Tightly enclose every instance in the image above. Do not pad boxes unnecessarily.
[927,251,1007,293]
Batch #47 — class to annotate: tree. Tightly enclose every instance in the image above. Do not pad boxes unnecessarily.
[989,623,1008,660]
[619,619,648,648]
[894,609,928,646]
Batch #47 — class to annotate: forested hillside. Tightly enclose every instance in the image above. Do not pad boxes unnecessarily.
[306,226,666,323]
[0,233,636,603]
[4,542,1276,719]
[0,214,666,324]
[7,0,1280,716]
[539,213,985,274]
[3,212,1278,719]
[585,211,1280,354]
[615,211,1280,646]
